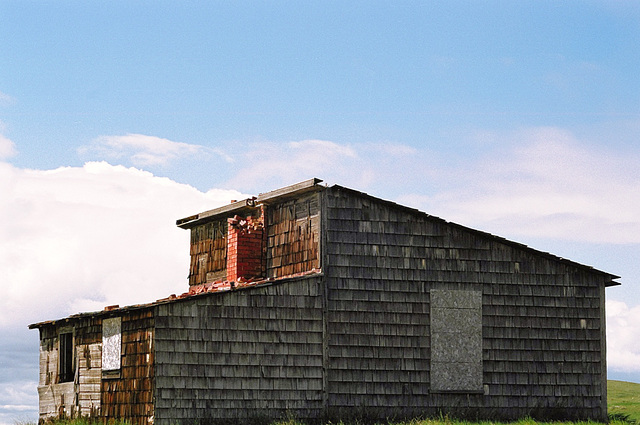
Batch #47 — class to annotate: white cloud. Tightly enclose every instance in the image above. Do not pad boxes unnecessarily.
[224,139,425,193]
[0,134,17,160]
[78,133,233,167]
[289,139,357,157]
[0,380,38,425]
[0,91,13,106]
[0,161,245,329]
[397,127,640,244]
[607,300,640,372]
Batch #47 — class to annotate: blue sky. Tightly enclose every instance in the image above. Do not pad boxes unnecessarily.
[1,2,640,424]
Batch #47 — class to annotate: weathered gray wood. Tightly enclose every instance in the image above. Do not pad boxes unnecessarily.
[154,276,325,424]
[321,186,610,421]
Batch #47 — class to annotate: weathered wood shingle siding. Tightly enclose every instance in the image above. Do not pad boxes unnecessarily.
[322,188,432,419]
[322,186,608,421]
[100,310,155,425]
[189,219,228,285]
[482,247,606,419]
[153,275,325,424]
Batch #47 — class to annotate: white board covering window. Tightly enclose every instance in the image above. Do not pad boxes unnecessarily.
[102,317,122,371]
[430,289,483,392]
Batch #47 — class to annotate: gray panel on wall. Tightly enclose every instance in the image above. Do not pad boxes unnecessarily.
[431,289,482,392]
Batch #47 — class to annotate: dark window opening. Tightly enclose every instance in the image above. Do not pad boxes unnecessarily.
[59,332,74,383]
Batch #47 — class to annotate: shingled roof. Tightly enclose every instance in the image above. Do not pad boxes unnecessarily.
[331,184,620,285]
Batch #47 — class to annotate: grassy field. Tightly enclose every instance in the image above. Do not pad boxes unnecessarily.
[20,418,636,425]
[609,380,640,422]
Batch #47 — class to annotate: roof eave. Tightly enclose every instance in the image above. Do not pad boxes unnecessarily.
[176,198,259,229]
[256,178,324,204]
[176,178,325,229]
[605,278,622,287]
[28,271,324,329]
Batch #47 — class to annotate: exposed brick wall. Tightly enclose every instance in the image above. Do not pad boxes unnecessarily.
[226,208,266,282]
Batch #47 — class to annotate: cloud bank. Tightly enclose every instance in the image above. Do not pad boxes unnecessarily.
[396,127,640,244]
[607,300,640,373]
[0,133,17,160]
[78,133,233,167]
[0,161,245,329]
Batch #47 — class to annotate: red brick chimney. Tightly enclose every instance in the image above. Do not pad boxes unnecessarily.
[226,207,265,282]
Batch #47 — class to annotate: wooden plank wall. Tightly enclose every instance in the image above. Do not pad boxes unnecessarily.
[100,310,154,425]
[322,187,607,421]
[265,192,320,278]
[153,276,325,424]
[75,319,102,418]
[36,326,72,421]
[35,319,102,421]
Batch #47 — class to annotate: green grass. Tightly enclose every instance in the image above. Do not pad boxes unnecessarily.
[609,380,640,423]
[17,417,636,425]
[274,419,632,425]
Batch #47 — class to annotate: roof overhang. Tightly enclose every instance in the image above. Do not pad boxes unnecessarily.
[176,178,325,229]
[257,177,324,204]
[176,198,259,229]
[605,277,622,287]
[28,270,324,329]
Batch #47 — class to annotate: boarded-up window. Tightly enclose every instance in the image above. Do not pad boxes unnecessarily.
[59,332,74,383]
[102,317,122,371]
[430,289,483,392]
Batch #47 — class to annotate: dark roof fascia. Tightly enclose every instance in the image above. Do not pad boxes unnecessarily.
[28,272,325,330]
[256,178,324,204]
[329,185,621,285]
[175,178,325,229]
[28,302,154,330]
[176,198,260,229]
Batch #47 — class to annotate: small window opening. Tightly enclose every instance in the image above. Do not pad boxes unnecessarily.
[59,332,74,383]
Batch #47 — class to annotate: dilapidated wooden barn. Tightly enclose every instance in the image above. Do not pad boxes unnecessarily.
[30,178,619,424]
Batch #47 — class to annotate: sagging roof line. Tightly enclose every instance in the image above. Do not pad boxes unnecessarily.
[28,269,324,329]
